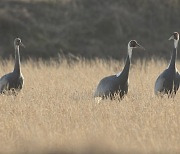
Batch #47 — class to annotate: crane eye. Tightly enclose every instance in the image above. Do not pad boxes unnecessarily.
[130,41,136,47]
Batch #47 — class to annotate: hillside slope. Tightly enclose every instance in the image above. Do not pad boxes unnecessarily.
[0,0,180,59]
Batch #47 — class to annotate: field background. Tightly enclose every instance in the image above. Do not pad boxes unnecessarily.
[0,0,180,154]
[0,58,179,154]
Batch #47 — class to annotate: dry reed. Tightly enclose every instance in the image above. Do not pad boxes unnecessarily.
[0,58,179,154]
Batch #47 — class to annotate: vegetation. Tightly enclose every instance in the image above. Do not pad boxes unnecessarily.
[0,0,180,59]
[0,58,179,154]
[0,1,179,153]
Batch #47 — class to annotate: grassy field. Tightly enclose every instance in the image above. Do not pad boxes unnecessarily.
[0,58,179,154]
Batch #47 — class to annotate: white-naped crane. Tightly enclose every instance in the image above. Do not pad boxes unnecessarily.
[94,40,144,100]
[0,38,24,94]
[154,32,180,96]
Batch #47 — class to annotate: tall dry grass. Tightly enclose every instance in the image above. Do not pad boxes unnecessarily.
[0,58,179,154]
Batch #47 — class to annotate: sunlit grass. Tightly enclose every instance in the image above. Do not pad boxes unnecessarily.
[0,58,179,154]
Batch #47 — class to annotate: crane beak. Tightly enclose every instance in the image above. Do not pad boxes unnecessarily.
[20,42,25,48]
[168,35,174,40]
[136,43,145,50]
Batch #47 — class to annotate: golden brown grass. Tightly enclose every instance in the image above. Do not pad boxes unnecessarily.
[0,58,179,154]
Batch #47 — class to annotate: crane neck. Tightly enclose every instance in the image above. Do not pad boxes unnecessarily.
[13,45,21,74]
[121,49,131,77]
[174,39,179,49]
[168,47,177,70]
[127,46,132,59]
[168,39,179,69]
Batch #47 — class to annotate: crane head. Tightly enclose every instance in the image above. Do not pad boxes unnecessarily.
[14,38,25,47]
[127,40,145,59]
[128,40,144,50]
[169,32,179,41]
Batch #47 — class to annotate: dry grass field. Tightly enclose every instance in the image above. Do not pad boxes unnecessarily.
[0,58,179,154]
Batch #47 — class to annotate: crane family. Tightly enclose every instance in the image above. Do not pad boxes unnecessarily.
[0,32,179,100]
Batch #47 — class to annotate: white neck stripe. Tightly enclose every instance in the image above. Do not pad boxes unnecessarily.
[174,39,179,48]
[128,46,132,59]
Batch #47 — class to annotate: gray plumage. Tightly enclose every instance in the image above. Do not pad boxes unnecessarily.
[0,38,24,94]
[154,32,180,96]
[94,40,144,99]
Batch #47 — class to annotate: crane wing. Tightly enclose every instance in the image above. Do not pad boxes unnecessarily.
[94,75,117,97]
[154,74,165,94]
[0,76,9,93]
[116,71,121,77]
[174,70,180,93]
